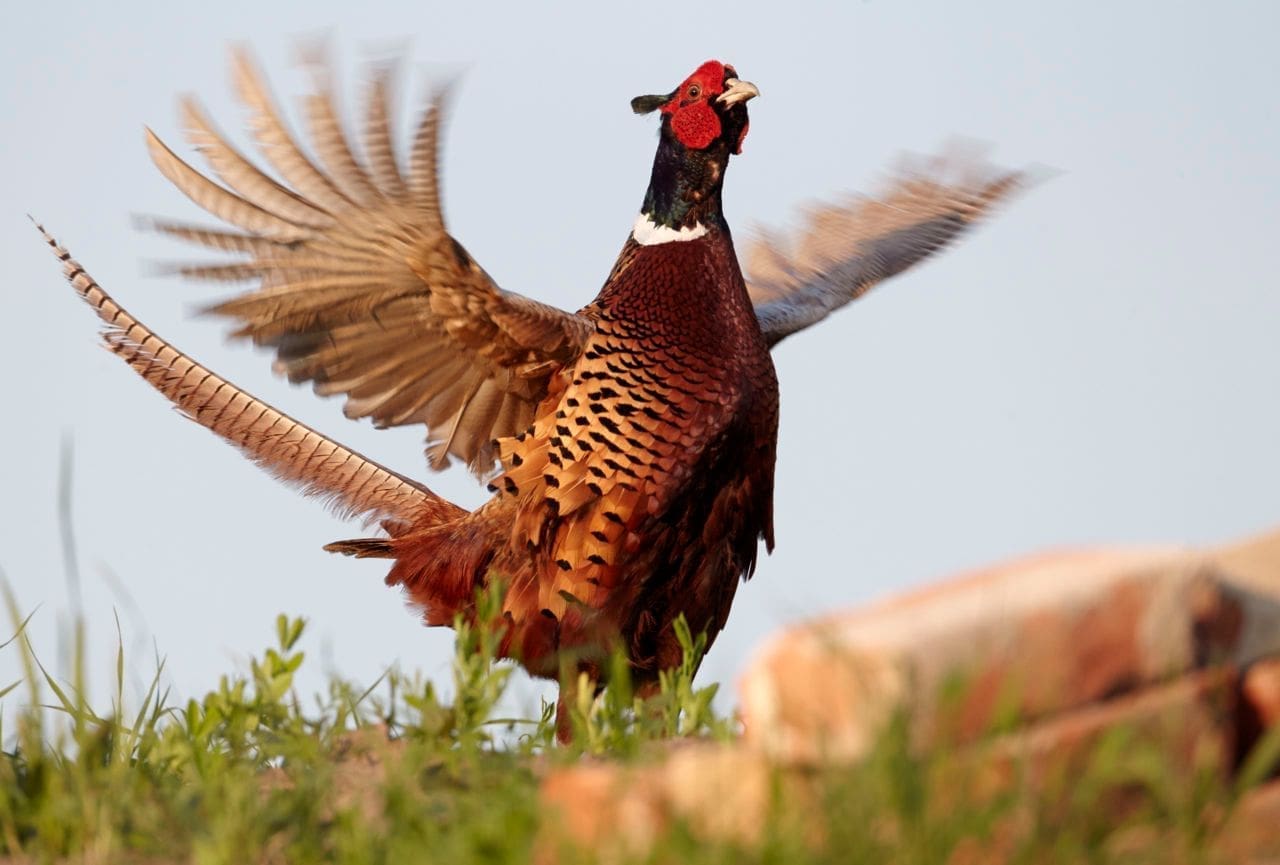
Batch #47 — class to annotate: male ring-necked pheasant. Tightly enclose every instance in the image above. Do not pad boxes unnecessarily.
[42,51,1024,736]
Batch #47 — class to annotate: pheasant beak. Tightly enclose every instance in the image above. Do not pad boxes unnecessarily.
[717,78,760,107]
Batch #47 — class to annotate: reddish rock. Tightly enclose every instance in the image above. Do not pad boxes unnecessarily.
[1214,526,1280,593]
[904,668,1238,863]
[1100,777,1280,863]
[1214,527,1280,670]
[533,528,1280,861]
[982,667,1237,796]
[1215,778,1280,862]
[539,744,775,861]
[540,760,667,862]
[258,725,408,826]
[536,671,1238,861]
[1243,659,1280,731]
[739,547,1274,763]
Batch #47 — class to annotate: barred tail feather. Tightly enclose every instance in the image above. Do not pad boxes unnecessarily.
[323,538,395,558]
[37,221,464,530]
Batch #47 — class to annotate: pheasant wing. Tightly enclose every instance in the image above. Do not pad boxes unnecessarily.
[147,49,592,475]
[38,223,455,531]
[745,148,1026,347]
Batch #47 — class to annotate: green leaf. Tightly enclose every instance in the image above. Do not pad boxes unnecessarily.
[0,605,39,650]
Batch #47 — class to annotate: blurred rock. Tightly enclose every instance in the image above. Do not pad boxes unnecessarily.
[976,666,1237,798]
[1214,527,1280,670]
[538,670,1237,859]
[1214,526,1280,593]
[1243,659,1280,730]
[1215,777,1280,862]
[539,743,776,863]
[537,527,1280,861]
[259,725,407,827]
[739,547,1277,762]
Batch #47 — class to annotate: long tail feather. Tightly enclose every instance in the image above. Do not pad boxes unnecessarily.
[323,538,395,558]
[37,221,464,529]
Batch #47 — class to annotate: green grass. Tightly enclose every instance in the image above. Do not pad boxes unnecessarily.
[0,581,1274,864]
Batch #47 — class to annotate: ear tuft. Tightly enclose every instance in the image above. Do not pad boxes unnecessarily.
[631,93,669,115]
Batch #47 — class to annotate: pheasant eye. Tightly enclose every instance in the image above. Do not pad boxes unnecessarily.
[687,84,701,99]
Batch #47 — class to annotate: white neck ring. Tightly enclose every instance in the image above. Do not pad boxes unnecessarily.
[631,212,709,246]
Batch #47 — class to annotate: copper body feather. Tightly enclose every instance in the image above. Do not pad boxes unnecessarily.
[45,49,1026,736]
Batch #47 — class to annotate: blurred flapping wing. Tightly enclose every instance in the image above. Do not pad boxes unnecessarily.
[745,149,1025,347]
[38,223,452,531]
[146,49,592,475]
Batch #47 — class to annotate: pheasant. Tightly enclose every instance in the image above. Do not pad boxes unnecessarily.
[42,51,1024,737]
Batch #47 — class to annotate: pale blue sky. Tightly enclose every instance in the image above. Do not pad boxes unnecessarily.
[3,1,1278,715]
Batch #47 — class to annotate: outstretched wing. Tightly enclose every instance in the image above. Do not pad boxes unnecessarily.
[745,149,1026,347]
[147,49,592,475]
[38,223,458,532]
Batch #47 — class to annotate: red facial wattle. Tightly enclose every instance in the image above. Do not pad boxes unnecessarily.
[669,102,721,150]
[662,60,728,151]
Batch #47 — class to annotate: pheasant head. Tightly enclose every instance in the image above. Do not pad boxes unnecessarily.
[632,61,758,236]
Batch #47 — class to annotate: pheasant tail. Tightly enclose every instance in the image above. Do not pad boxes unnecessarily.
[36,222,465,534]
